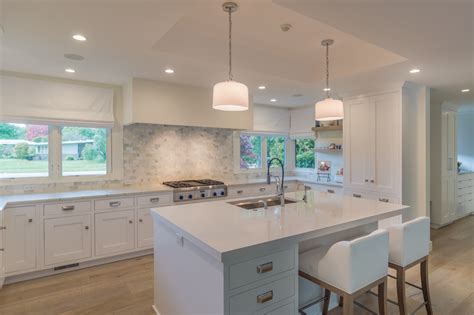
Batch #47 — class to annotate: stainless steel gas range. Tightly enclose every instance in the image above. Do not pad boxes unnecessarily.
[162,179,227,203]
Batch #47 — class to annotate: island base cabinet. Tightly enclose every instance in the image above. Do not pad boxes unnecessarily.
[44,215,92,266]
[4,206,36,273]
[0,211,4,279]
[95,210,135,256]
[136,208,153,248]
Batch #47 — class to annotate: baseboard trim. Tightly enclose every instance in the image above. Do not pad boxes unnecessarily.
[4,249,153,286]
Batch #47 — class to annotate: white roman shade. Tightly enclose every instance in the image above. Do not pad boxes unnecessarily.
[0,75,115,127]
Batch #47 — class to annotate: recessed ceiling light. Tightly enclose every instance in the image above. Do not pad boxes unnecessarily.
[258,86,266,90]
[65,68,75,73]
[165,68,175,74]
[270,98,277,102]
[409,68,420,74]
[292,94,303,97]
[461,89,470,93]
[323,88,331,92]
[64,53,85,61]
[72,34,86,41]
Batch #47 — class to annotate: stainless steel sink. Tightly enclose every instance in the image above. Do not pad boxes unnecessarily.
[228,196,297,210]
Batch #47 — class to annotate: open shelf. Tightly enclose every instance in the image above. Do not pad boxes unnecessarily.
[314,148,343,153]
[312,125,343,132]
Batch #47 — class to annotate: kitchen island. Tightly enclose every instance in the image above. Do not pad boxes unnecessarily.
[151,190,409,315]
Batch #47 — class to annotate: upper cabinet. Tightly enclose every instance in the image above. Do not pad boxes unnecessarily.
[123,78,253,130]
[289,106,315,137]
[253,105,290,133]
[343,92,402,196]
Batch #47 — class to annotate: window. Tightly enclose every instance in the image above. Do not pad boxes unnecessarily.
[238,133,287,171]
[267,136,286,165]
[61,127,108,176]
[295,138,315,169]
[0,123,49,178]
[0,122,114,181]
[240,134,262,169]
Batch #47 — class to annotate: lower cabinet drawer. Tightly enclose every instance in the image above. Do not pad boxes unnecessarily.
[229,275,295,315]
[229,248,295,290]
[94,197,134,211]
[136,193,172,207]
[228,187,253,198]
[44,201,91,216]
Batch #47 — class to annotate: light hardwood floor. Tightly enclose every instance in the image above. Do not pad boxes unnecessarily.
[0,216,472,315]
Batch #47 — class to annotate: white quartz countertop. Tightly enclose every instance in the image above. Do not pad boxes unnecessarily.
[0,176,341,211]
[151,191,409,261]
[226,176,343,187]
[0,185,173,211]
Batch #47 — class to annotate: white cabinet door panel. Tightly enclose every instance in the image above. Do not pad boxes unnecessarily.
[0,212,4,275]
[136,208,153,248]
[5,206,36,273]
[95,210,135,256]
[373,93,401,194]
[344,99,373,190]
[44,215,92,265]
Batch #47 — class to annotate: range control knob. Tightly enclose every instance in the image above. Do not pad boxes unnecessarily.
[188,194,193,199]
[201,193,206,198]
[178,195,184,201]
[213,192,218,197]
[220,191,225,196]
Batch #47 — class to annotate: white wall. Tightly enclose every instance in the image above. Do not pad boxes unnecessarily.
[457,111,474,172]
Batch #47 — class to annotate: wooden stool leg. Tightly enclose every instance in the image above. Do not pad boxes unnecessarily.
[338,295,343,307]
[322,289,331,315]
[420,259,433,314]
[342,294,354,315]
[396,267,407,315]
[378,279,388,315]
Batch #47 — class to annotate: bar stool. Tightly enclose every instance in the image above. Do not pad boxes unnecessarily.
[386,217,432,315]
[299,230,389,315]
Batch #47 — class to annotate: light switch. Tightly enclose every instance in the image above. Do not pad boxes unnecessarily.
[176,233,184,247]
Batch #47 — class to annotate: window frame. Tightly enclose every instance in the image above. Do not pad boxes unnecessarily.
[234,131,291,174]
[0,122,122,184]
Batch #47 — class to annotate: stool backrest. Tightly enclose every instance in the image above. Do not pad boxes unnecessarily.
[387,217,430,267]
[318,229,389,293]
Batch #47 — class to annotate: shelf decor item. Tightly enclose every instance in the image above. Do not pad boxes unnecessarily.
[315,39,344,121]
[212,2,249,111]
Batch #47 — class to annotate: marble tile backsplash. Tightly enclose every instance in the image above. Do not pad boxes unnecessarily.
[0,124,271,195]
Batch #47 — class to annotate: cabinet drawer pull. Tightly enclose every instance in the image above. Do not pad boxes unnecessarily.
[28,218,33,223]
[365,179,369,182]
[0,226,6,230]
[129,220,133,224]
[370,180,375,183]
[256,262,273,274]
[85,226,89,230]
[379,198,389,203]
[139,219,143,223]
[327,189,335,194]
[0,248,4,251]
[150,197,160,203]
[62,205,75,211]
[109,201,121,207]
[353,194,362,198]
[237,190,244,194]
[259,188,266,192]
[257,290,273,304]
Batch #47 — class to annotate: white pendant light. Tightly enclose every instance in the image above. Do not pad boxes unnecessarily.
[212,2,249,111]
[315,39,344,121]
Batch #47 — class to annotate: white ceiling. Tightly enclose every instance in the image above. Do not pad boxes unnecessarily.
[1,0,472,107]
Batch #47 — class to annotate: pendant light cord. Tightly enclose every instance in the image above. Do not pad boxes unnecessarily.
[325,42,330,98]
[228,8,233,81]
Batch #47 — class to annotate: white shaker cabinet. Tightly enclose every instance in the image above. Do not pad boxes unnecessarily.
[136,208,153,248]
[344,92,401,197]
[4,206,36,273]
[0,211,4,277]
[44,215,92,265]
[95,209,135,256]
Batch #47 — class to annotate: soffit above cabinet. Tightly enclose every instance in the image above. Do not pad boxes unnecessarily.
[123,78,253,130]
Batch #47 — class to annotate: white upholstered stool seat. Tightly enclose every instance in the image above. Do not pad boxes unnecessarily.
[386,217,432,315]
[299,230,389,315]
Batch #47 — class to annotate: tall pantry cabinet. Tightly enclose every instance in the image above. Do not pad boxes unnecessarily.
[343,83,430,224]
